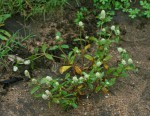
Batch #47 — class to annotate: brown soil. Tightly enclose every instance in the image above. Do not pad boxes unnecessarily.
[0,8,150,116]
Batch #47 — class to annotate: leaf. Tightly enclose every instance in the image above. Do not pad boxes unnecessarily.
[42,44,47,53]
[71,103,78,108]
[95,86,101,93]
[84,44,91,51]
[109,78,116,86]
[0,34,8,41]
[49,45,59,50]
[102,87,108,94]
[103,63,109,70]
[61,45,69,49]
[0,29,11,37]
[31,86,40,94]
[45,53,53,60]
[84,54,94,61]
[74,66,82,75]
[59,66,71,74]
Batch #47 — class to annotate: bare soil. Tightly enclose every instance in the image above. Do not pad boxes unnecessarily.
[0,9,150,116]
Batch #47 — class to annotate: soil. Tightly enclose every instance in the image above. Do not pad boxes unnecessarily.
[0,6,150,116]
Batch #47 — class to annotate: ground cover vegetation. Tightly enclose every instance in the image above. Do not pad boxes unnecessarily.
[0,0,149,110]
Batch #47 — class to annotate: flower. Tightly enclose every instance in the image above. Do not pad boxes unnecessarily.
[24,70,31,78]
[128,58,133,64]
[55,82,59,86]
[117,47,123,53]
[79,76,84,81]
[13,66,18,72]
[84,74,89,79]
[101,38,106,43]
[111,25,115,31]
[32,78,37,84]
[96,61,102,67]
[100,10,106,19]
[73,76,78,82]
[56,35,60,40]
[85,36,89,39]
[115,30,120,35]
[121,59,126,65]
[46,76,52,81]
[45,90,52,96]
[123,49,126,53]
[78,21,84,27]
[24,60,31,65]
[42,94,49,100]
[102,28,106,32]
[95,72,101,78]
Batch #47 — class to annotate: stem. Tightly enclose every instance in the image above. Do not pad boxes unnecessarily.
[58,45,69,63]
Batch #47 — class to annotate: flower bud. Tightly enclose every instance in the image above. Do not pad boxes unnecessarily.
[46,76,52,81]
[56,35,60,40]
[24,60,31,65]
[42,94,49,100]
[101,38,106,43]
[117,47,123,53]
[84,74,89,79]
[55,82,59,86]
[32,78,37,84]
[79,76,84,81]
[73,76,78,82]
[115,30,120,35]
[96,61,102,67]
[13,66,18,72]
[78,21,84,27]
[128,58,133,64]
[95,72,101,78]
[45,90,52,96]
[100,10,106,19]
[121,59,126,65]
[24,70,31,78]
[111,25,115,31]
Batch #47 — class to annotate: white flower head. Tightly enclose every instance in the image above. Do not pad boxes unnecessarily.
[73,76,78,82]
[55,82,59,86]
[123,49,126,53]
[95,72,100,78]
[128,58,133,64]
[24,70,31,78]
[116,30,120,35]
[117,47,123,53]
[13,66,18,72]
[32,78,37,84]
[84,74,89,79]
[121,59,126,65]
[24,60,31,65]
[42,94,49,100]
[102,28,106,32]
[100,10,106,19]
[46,76,52,81]
[56,35,60,40]
[45,90,52,96]
[101,38,106,43]
[111,25,115,31]
[78,21,84,27]
[96,61,102,67]
[85,36,89,39]
[79,76,84,81]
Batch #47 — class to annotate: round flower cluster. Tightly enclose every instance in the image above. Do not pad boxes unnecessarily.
[42,90,52,100]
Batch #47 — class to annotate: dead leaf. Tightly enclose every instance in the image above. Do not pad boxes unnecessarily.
[84,44,91,51]
[103,63,109,70]
[102,87,108,94]
[59,66,71,74]
[74,66,82,75]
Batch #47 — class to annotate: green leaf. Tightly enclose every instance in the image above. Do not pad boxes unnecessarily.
[49,45,59,50]
[108,78,116,86]
[71,103,78,108]
[31,86,40,94]
[84,54,94,61]
[95,86,101,93]
[61,45,69,49]
[42,44,47,53]
[0,34,8,40]
[45,53,53,60]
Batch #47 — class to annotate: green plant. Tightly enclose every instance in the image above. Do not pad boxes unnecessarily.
[29,10,135,110]
[140,0,150,18]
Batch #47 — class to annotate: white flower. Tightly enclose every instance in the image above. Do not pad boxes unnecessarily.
[115,30,120,35]
[42,94,49,100]
[84,74,89,79]
[56,35,60,40]
[96,61,102,67]
[55,82,59,86]
[128,58,133,64]
[85,36,89,39]
[102,28,106,32]
[100,10,106,19]
[101,38,106,43]
[123,49,126,53]
[117,47,123,53]
[32,78,37,84]
[24,70,31,78]
[121,59,126,65]
[73,76,78,82]
[78,21,84,27]
[13,66,18,72]
[45,90,52,96]
[79,76,84,81]
[111,25,115,31]
[46,76,52,81]
[106,81,110,85]
[95,72,101,78]
[24,60,31,65]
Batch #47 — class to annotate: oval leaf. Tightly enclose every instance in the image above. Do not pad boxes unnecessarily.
[45,53,53,60]
[74,66,82,75]
[59,66,71,74]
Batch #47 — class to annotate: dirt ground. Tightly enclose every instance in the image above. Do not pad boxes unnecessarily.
[0,8,150,116]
